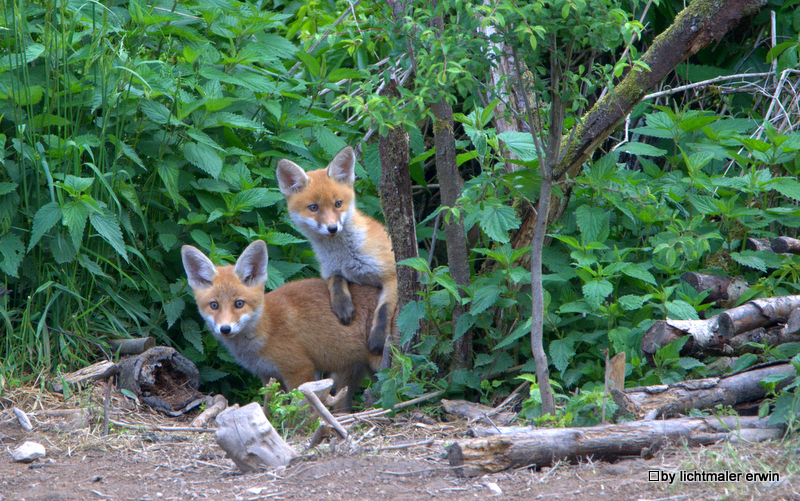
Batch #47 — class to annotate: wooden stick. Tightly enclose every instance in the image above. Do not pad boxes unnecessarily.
[298,381,349,440]
[190,394,228,428]
[337,389,445,425]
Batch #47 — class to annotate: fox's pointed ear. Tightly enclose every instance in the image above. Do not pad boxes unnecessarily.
[182,246,217,289]
[235,240,268,286]
[276,159,310,197]
[327,146,355,185]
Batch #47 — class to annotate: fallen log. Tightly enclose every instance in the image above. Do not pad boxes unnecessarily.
[109,337,156,356]
[718,295,800,340]
[117,346,203,416]
[611,362,796,420]
[446,415,783,476]
[215,402,298,472]
[729,326,800,353]
[50,360,118,393]
[785,308,800,336]
[680,272,748,307]
[745,238,773,253]
[641,317,720,362]
[771,236,800,255]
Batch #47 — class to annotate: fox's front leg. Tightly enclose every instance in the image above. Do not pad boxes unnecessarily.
[368,274,397,355]
[327,275,355,325]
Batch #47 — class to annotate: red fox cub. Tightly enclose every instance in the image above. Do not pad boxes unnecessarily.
[276,146,397,355]
[181,240,382,412]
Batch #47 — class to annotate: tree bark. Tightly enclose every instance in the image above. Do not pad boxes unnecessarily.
[718,295,800,339]
[509,0,768,262]
[447,415,782,476]
[378,76,418,367]
[771,236,800,254]
[612,362,796,420]
[431,96,472,372]
[680,272,748,308]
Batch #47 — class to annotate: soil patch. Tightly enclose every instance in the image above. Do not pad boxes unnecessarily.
[1,386,797,501]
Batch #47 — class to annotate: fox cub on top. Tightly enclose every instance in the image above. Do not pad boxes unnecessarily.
[276,146,396,355]
[181,240,383,412]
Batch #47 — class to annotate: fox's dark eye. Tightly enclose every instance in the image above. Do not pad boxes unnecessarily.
[335,200,342,208]
[210,301,219,310]
[308,203,319,212]
[234,299,245,308]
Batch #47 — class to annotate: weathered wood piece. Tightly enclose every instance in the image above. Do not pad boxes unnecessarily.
[442,399,516,426]
[215,402,299,473]
[745,238,773,252]
[771,236,800,255]
[680,272,748,307]
[298,380,348,439]
[729,326,800,353]
[447,416,783,476]
[785,308,800,336]
[718,295,800,340]
[612,362,796,420]
[641,317,720,362]
[118,346,203,416]
[12,407,32,431]
[50,360,118,393]
[191,394,228,428]
[109,337,155,356]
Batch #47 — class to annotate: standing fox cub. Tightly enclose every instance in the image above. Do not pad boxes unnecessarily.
[276,146,397,355]
[181,240,383,412]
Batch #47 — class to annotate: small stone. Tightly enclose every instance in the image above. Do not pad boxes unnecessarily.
[11,441,46,463]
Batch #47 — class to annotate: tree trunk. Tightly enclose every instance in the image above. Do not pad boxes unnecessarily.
[612,362,796,420]
[431,96,472,372]
[509,0,768,262]
[430,13,472,373]
[772,236,800,254]
[447,415,782,476]
[378,76,418,366]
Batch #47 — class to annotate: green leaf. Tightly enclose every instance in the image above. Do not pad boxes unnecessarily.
[313,126,348,157]
[140,100,173,125]
[267,232,306,246]
[731,251,767,272]
[731,353,758,373]
[215,112,266,131]
[164,297,185,328]
[770,178,800,202]
[454,313,475,341]
[184,141,223,178]
[618,142,668,157]
[397,300,426,346]
[89,209,128,261]
[295,51,320,77]
[622,264,657,285]
[476,204,520,243]
[494,317,532,350]
[61,200,89,250]
[28,202,62,251]
[575,205,609,243]
[0,233,24,277]
[665,300,699,320]
[181,320,205,354]
[496,131,539,161]
[549,338,576,373]
[199,366,229,383]
[0,182,18,196]
[583,280,613,309]
[229,189,283,212]
[618,294,645,310]
[470,285,503,315]
[676,357,705,371]
[397,257,431,274]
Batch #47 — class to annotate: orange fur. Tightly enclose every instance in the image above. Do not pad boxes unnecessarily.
[182,240,383,412]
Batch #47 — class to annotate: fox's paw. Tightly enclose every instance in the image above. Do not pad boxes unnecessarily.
[331,296,355,325]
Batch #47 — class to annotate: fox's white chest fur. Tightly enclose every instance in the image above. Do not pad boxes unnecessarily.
[296,206,384,287]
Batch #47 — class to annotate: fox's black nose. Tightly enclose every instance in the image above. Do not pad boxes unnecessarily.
[327,225,338,234]
[220,325,231,335]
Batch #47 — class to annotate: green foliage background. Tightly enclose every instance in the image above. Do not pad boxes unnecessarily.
[2,0,800,424]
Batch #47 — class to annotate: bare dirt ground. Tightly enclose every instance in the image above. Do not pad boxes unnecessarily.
[1,385,799,501]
